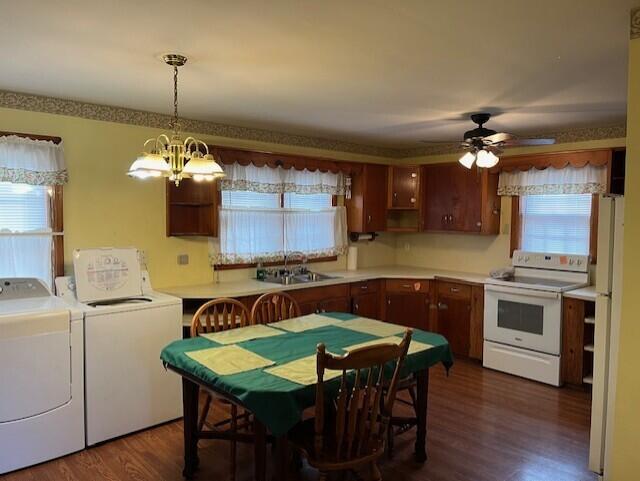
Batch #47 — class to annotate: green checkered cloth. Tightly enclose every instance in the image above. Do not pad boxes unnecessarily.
[160,312,453,436]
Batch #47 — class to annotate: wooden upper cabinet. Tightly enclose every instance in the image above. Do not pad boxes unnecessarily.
[388,166,420,210]
[421,163,500,235]
[166,179,219,237]
[346,163,388,233]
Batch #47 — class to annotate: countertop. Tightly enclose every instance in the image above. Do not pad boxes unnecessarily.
[563,285,597,302]
[161,265,489,300]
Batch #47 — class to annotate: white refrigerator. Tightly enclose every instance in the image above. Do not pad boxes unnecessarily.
[589,195,624,479]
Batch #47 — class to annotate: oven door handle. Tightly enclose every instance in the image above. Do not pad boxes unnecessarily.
[484,284,561,300]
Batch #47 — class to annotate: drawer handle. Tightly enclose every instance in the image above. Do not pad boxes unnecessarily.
[354,303,359,311]
[360,285,368,290]
[401,284,412,288]
[450,287,460,293]
[438,302,448,310]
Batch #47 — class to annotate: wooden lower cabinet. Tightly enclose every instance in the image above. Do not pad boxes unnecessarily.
[385,292,429,329]
[561,297,586,385]
[290,284,351,315]
[434,281,476,358]
[351,292,380,319]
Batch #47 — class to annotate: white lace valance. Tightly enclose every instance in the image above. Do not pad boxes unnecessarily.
[219,162,346,195]
[498,165,607,196]
[0,135,67,185]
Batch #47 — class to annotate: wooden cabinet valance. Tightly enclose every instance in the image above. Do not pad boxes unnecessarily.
[209,146,358,175]
[489,148,614,173]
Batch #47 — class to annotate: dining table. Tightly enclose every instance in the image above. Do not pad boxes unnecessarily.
[160,312,453,481]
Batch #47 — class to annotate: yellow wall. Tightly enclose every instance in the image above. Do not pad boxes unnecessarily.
[610,29,640,480]
[0,107,389,288]
[394,138,625,274]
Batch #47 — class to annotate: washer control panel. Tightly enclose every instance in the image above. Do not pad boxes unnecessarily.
[512,250,590,272]
[0,278,51,301]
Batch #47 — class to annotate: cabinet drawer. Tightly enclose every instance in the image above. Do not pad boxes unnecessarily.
[349,280,380,295]
[385,279,430,293]
[437,281,471,300]
[290,283,350,304]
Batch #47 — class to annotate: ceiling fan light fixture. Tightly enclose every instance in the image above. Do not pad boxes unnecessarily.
[458,151,476,169]
[476,149,499,168]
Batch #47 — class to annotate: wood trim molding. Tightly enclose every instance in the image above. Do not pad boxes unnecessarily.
[211,145,358,174]
[490,148,613,173]
[510,196,521,258]
[51,185,64,277]
[590,194,599,264]
[0,130,62,144]
[632,6,640,39]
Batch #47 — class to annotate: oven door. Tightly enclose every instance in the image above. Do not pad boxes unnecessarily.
[484,284,562,355]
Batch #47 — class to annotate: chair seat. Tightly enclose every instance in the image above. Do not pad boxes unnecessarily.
[289,418,384,471]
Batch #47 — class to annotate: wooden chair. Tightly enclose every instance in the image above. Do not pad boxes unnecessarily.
[288,330,412,481]
[250,291,301,324]
[190,298,252,481]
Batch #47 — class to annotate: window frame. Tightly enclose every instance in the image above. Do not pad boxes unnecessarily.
[0,131,64,282]
[214,190,339,270]
[510,194,598,263]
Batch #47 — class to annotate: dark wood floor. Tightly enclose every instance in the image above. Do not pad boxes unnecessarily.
[5,359,595,481]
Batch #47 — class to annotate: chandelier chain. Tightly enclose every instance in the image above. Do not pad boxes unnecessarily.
[172,65,179,133]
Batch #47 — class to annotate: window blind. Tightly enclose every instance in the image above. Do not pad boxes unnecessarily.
[520,193,592,255]
[0,182,49,232]
[283,193,332,209]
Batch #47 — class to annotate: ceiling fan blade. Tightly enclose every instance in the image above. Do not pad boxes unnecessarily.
[502,138,556,146]
[419,140,460,144]
[482,132,514,144]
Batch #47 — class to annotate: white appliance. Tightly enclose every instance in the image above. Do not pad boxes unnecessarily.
[484,250,590,386]
[0,278,84,474]
[589,196,624,479]
[56,247,183,446]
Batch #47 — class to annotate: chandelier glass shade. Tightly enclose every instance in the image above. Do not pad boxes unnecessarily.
[127,54,225,186]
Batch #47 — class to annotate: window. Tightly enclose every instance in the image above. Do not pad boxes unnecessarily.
[517,194,593,256]
[0,182,62,286]
[0,133,66,287]
[217,163,347,266]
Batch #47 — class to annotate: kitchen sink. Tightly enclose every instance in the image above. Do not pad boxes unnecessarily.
[260,271,339,285]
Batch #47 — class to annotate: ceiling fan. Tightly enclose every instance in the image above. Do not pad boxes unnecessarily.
[422,113,556,169]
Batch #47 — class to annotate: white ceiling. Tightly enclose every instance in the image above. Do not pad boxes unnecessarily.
[0,0,634,148]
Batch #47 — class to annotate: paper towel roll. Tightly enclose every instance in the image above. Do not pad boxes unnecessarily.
[347,246,358,271]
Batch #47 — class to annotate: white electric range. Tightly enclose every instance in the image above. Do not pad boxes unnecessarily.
[483,250,590,386]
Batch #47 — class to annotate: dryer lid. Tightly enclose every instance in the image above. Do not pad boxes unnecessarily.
[73,248,142,303]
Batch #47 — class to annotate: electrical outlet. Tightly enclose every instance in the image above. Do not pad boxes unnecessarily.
[404,243,411,251]
[177,254,189,265]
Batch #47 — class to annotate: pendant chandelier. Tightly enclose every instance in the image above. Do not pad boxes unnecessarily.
[127,54,225,186]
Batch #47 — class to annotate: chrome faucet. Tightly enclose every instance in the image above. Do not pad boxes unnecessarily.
[283,251,308,274]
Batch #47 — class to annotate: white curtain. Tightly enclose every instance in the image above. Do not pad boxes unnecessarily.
[0,234,53,285]
[220,162,346,195]
[217,163,348,264]
[498,165,607,196]
[0,135,67,185]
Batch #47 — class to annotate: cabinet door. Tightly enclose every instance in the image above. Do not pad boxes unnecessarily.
[561,298,585,385]
[450,167,482,232]
[364,164,388,231]
[320,297,351,314]
[352,292,380,319]
[299,301,319,316]
[389,166,419,209]
[436,296,471,356]
[422,164,454,230]
[385,293,429,330]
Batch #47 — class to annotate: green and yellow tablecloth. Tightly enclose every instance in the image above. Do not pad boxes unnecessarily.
[160,312,453,437]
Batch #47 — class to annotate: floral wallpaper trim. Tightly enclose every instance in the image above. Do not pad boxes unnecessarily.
[0,90,396,159]
[0,90,627,160]
[497,182,606,196]
[632,7,640,39]
[0,167,68,185]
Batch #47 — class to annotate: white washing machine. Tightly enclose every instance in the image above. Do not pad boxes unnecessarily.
[56,247,183,446]
[0,278,84,474]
